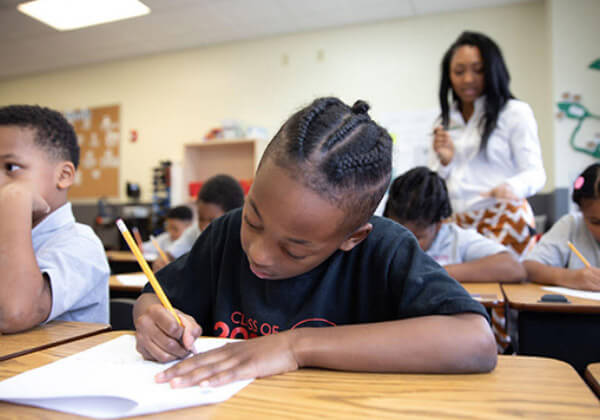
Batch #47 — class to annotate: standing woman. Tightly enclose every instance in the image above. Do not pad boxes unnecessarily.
[430,31,546,258]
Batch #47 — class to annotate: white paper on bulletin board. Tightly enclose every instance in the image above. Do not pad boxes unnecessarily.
[375,109,439,179]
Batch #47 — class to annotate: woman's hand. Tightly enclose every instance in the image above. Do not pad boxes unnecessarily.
[155,331,300,388]
[481,183,519,202]
[432,126,454,166]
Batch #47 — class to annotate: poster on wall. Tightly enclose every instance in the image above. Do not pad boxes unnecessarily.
[64,104,120,199]
[371,108,438,215]
[375,109,438,179]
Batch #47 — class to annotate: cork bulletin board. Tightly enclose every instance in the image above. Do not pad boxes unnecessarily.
[65,104,120,199]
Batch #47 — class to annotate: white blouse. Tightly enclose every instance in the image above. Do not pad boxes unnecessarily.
[429,96,546,214]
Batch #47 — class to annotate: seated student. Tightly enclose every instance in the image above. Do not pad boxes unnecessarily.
[142,205,193,255]
[134,97,497,388]
[0,105,109,333]
[384,167,525,283]
[524,163,600,290]
[152,174,245,271]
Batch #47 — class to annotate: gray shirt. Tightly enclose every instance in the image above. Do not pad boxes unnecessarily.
[32,202,110,324]
[525,212,599,269]
[427,223,508,266]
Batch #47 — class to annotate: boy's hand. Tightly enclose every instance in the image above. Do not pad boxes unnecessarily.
[155,331,299,388]
[432,126,454,166]
[568,267,600,291]
[0,181,50,218]
[134,304,203,362]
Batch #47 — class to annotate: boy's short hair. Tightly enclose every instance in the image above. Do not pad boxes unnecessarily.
[166,205,193,222]
[384,166,452,226]
[198,174,245,212]
[261,97,392,232]
[0,105,80,168]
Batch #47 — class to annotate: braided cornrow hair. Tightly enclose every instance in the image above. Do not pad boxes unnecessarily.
[384,166,452,226]
[262,97,392,231]
[0,105,79,168]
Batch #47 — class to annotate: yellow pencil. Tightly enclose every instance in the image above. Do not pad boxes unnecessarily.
[116,219,182,326]
[567,241,591,268]
[150,235,169,264]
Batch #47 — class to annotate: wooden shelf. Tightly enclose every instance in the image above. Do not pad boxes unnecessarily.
[183,139,262,199]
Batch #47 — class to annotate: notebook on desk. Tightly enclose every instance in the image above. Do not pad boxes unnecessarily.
[0,335,252,418]
[542,286,600,302]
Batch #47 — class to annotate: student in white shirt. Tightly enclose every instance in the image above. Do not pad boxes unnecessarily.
[141,205,193,256]
[429,31,546,258]
[153,174,245,271]
[384,167,525,283]
[524,164,600,290]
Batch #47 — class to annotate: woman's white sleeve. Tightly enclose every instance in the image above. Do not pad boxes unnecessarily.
[504,103,546,197]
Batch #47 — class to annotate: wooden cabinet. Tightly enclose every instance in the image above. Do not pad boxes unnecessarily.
[182,139,263,199]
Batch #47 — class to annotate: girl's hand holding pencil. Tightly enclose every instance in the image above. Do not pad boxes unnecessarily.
[566,241,600,291]
[566,267,600,291]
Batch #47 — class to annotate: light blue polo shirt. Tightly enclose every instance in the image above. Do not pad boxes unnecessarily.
[427,223,509,265]
[32,202,109,324]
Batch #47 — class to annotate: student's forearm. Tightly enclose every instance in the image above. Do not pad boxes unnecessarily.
[290,313,497,373]
[0,188,50,332]
[523,260,571,287]
[444,253,526,283]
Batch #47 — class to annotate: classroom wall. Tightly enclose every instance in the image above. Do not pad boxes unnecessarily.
[0,0,552,201]
[548,0,600,193]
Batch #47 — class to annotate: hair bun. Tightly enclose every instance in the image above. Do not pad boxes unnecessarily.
[351,100,370,115]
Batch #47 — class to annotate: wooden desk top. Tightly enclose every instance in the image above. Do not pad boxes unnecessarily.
[106,250,140,262]
[106,250,157,262]
[586,363,600,398]
[460,283,504,308]
[109,273,146,293]
[1,331,599,419]
[502,283,600,313]
[0,321,110,362]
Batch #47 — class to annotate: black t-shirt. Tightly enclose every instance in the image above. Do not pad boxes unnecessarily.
[146,208,488,339]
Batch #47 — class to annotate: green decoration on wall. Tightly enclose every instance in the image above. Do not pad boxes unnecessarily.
[555,57,600,159]
[556,99,600,159]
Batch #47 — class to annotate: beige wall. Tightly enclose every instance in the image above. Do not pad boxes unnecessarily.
[548,0,600,191]
[0,0,552,201]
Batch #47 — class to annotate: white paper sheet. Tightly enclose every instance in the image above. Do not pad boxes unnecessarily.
[542,286,600,301]
[116,273,148,287]
[0,335,252,418]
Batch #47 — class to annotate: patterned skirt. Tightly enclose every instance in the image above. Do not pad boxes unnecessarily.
[454,199,536,353]
[454,199,536,259]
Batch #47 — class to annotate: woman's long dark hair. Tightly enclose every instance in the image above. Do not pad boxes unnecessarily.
[439,31,514,151]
